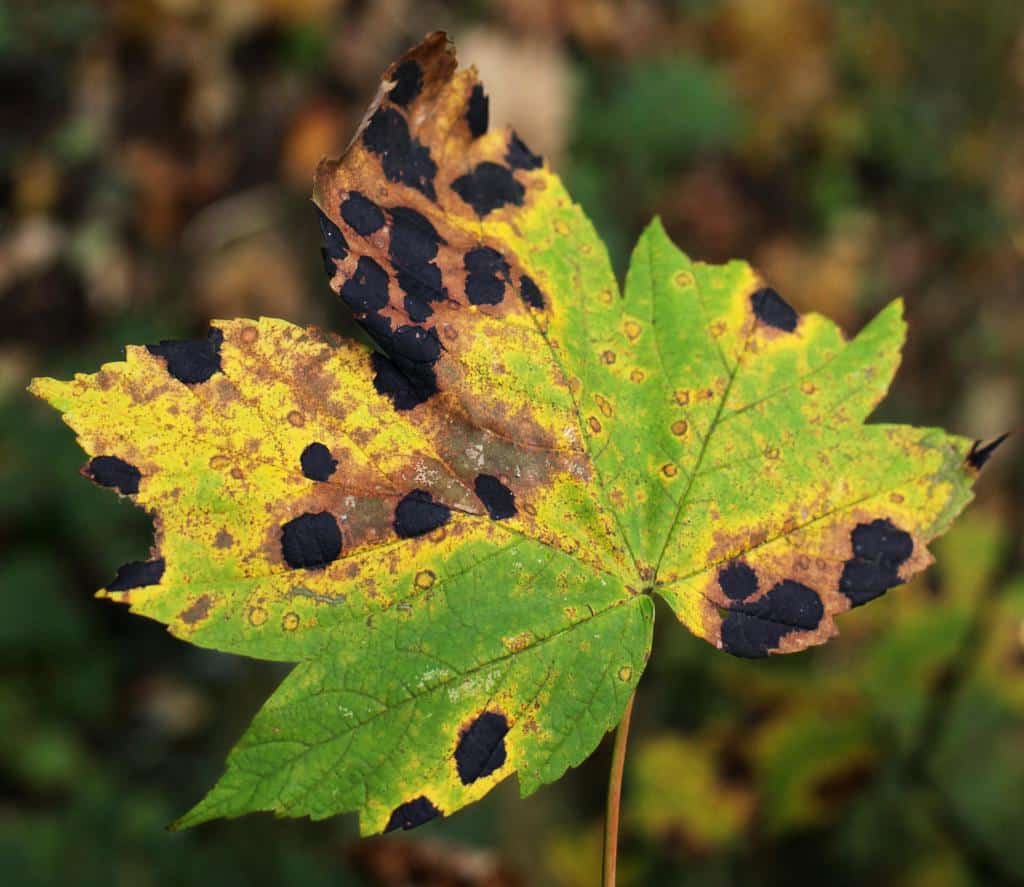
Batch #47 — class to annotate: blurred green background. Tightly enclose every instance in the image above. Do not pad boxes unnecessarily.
[2,1,1023,884]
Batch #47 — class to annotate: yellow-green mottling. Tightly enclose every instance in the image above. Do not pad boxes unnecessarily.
[29,32,989,834]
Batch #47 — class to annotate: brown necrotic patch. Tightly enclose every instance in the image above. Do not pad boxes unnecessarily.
[179,594,212,625]
[455,710,510,784]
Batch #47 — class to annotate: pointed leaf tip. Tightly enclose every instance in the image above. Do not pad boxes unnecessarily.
[966,433,1012,471]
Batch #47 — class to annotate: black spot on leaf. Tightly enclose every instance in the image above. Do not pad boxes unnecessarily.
[316,206,348,268]
[300,442,337,482]
[455,711,509,784]
[147,328,224,384]
[466,84,488,138]
[398,265,444,321]
[720,579,823,658]
[465,246,510,305]
[718,561,758,601]
[394,490,451,538]
[506,131,542,170]
[390,324,441,364]
[281,511,342,569]
[87,455,141,495]
[389,207,447,320]
[751,287,798,333]
[840,519,913,607]
[451,162,524,217]
[340,192,385,235]
[340,256,390,314]
[474,474,516,520]
[108,558,165,591]
[519,274,545,309]
[390,207,443,264]
[363,108,437,200]
[966,433,1010,470]
[385,796,441,832]
[371,351,437,410]
[389,59,422,107]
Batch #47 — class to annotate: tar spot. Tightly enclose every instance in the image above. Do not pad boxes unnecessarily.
[316,206,348,265]
[389,59,422,107]
[390,206,447,321]
[385,796,441,832]
[455,711,509,784]
[390,206,443,263]
[147,327,224,384]
[506,131,542,170]
[340,255,390,314]
[519,274,544,309]
[465,246,510,305]
[108,558,165,591]
[718,561,758,601]
[300,442,337,482]
[390,324,442,364]
[371,351,437,410]
[466,84,488,138]
[394,489,451,538]
[967,433,1010,470]
[839,519,914,607]
[340,191,385,235]
[720,579,823,658]
[363,107,437,200]
[87,455,141,495]
[280,511,342,569]
[751,287,798,333]
[451,162,525,217]
[474,474,516,520]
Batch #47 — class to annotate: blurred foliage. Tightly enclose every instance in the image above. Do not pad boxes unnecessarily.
[1,0,1021,884]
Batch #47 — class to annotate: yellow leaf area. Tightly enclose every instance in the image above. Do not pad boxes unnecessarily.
[29,32,990,833]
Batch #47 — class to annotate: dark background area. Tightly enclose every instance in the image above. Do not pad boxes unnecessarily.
[2,1,1022,884]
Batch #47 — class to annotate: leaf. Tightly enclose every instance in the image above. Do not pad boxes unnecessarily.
[29,32,994,833]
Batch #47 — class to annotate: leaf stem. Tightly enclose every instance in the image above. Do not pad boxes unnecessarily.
[602,689,636,887]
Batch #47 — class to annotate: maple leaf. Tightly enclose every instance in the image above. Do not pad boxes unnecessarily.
[29,32,1000,834]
